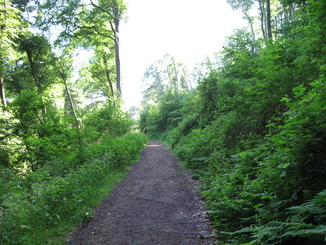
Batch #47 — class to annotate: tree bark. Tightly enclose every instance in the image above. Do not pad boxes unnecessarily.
[114,24,121,96]
[89,0,122,97]
[266,0,272,39]
[0,0,7,110]
[25,49,43,94]
[114,37,122,97]
[23,47,47,115]
[61,72,79,128]
[244,11,256,43]
[0,72,7,110]
[258,0,266,39]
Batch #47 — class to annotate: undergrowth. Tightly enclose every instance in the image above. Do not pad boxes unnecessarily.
[0,132,147,245]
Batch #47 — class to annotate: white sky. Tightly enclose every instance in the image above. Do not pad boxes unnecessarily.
[120,0,246,109]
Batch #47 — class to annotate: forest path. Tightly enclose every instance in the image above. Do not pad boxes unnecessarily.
[69,141,215,245]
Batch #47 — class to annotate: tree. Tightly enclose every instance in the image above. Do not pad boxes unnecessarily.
[142,54,190,103]
[228,0,302,41]
[18,33,53,95]
[227,0,272,40]
[266,0,272,39]
[55,55,80,127]
[37,0,127,97]
[0,0,24,109]
[87,0,126,96]
[142,63,166,103]
[227,0,256,42]
[87,45,116,104]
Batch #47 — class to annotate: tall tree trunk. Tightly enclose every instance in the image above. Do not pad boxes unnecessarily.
[59,64,84,164]
[258,0,266,39]
[112,17,121,97]
[243,10,256,54]
[114,30,121,96]
[266,0,272,39]
[244,11,256,43]
[0,1,7,110]
[24,48,47,115]
[89,0,123,97]
[25,49,43,94]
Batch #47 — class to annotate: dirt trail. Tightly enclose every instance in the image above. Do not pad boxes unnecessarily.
[69,141,215,245]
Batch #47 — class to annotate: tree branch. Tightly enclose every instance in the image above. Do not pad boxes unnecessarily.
[89,0,115,20]
[89,0,117,36]
[77,24,115,41]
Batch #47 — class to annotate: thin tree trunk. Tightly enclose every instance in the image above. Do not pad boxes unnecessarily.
[113,17,121,96]
[0,72,7,110]
[96,76,114,104]
[1,1,8,110]
[258,0,266,39]
[114,33,121,96]
[289,4,295,22]
[61,73,79,127]
[103,54,115,98]
[244,10,256,54]
[59,63,84,164]
[245,11,255,42]
[266,0,272,39]
[25,49,43,94]
[24,48,47,115]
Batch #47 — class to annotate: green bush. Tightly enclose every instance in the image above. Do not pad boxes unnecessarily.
[0,132,147,244]
[166,112,199,148]
[200,81,326,244]
[84,104,133,137]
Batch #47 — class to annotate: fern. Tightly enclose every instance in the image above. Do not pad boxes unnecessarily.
[282,224,326,238]
[236,190,326,244]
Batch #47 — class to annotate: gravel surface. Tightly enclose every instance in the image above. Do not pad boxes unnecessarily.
[69,141,216,245]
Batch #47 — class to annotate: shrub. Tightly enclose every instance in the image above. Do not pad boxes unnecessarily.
[0,132,147,244]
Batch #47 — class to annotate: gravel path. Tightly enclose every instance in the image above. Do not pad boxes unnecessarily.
[69,141,215,245]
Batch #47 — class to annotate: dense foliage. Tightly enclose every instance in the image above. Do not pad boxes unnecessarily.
[0,132,147,244]
[1,0,148,244]
[139,1,326,244]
